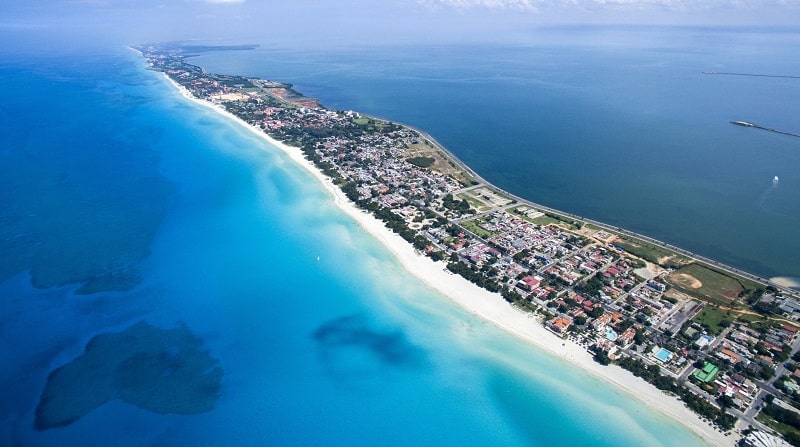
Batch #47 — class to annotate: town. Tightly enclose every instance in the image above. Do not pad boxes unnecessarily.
[136,42,800,446]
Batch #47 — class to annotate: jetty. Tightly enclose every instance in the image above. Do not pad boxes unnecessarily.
[730,120,800,138]
[703,71,800,80]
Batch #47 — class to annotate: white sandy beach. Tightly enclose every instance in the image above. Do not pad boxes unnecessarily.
[162,73,734,447]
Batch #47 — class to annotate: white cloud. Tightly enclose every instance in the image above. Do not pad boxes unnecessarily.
[419,0,797,11]
[181,0,244,4]
[419,0,542,11]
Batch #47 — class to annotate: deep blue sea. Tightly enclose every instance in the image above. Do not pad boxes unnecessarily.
[2,26,792,446]
[192,26,800,284]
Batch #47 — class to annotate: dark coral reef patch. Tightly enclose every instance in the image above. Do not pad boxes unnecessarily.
[35,321,222,430]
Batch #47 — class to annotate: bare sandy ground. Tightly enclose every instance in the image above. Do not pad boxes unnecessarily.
[161,73,734,447]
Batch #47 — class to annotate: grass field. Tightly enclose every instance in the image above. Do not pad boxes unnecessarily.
[508,207,577,229]
[532,215,564,227]
[457,192,492,213]
[406,156,435,168]
[614,237,690,267]
[667,263,745,306]
[509,207,543,223]
[692,305,732,335]
[460,218,500,239]
[757,412,800,444]
[470,188,514,207]
[403,141,475,186]
[736,312,768,325]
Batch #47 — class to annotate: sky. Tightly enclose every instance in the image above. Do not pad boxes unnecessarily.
[1,0,799,49]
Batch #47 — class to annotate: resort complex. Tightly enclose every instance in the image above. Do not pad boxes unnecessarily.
[136,42,800,446]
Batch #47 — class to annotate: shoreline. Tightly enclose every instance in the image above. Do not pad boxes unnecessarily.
[159,72,733,446]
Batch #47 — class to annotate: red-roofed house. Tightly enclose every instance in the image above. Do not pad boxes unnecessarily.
[718,348,741,364]
[518,275,541,292]
[547,317,572,336]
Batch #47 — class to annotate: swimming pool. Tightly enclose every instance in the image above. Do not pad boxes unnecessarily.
[655,348,673,363]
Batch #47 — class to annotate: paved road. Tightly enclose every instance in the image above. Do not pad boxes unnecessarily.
[403,122,800,298]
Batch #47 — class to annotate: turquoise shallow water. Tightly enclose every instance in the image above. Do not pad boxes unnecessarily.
[0,41,712,445]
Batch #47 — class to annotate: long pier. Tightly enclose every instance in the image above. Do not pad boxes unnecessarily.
[703,71,800,80]
[730,120,800,138]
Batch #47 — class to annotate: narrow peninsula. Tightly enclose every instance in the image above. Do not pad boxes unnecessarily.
[135,42,800,447]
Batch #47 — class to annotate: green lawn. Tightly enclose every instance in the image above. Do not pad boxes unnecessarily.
[406,156,435,168]
[531,215,564,227]
[669,263,745,306]
[757,412,800,444]
[736,313,769,325]
[456,193,491,212]
[614,237,687,266]
[460,218,498,239]
[508,207,574,228]
[508,207,540,224]
[692,306,732,335]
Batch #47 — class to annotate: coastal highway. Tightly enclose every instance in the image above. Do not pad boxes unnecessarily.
[400,122,799,299]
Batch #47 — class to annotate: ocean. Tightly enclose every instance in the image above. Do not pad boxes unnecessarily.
[0,30,719,445]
